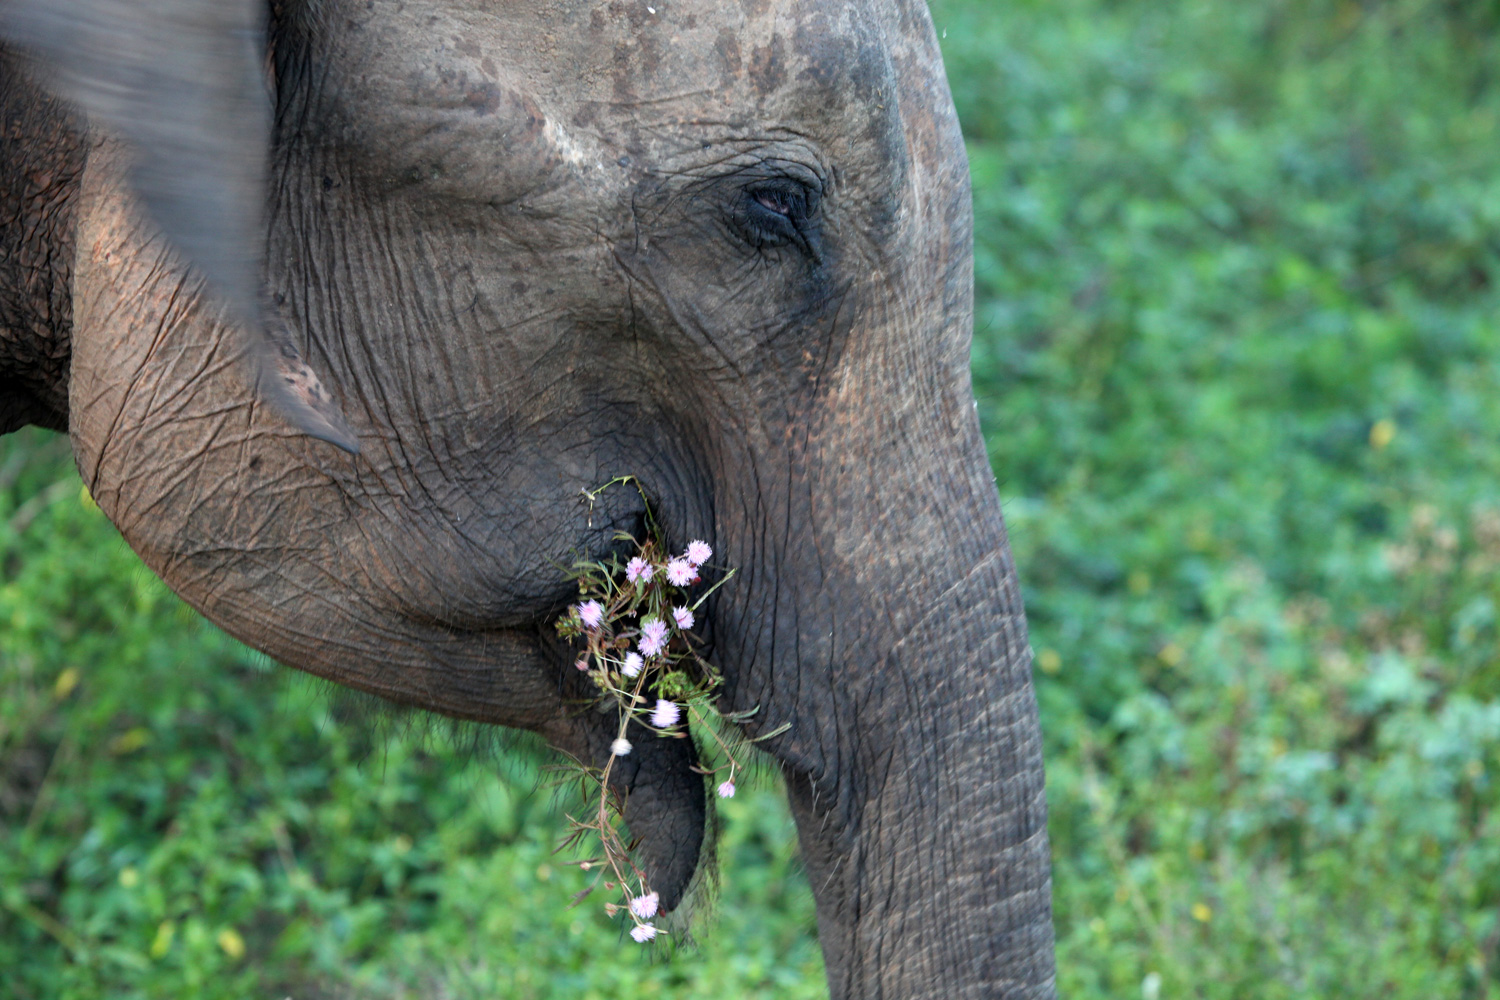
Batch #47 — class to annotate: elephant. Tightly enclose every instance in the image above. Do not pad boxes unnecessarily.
[0,0,1056,995]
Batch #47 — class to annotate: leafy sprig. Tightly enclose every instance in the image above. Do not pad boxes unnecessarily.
[553,481,746,943]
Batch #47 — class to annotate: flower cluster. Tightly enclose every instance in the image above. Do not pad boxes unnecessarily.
[555,500,748,945]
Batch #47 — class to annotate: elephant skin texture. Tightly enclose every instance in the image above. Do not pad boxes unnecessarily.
[0,1,1057,996]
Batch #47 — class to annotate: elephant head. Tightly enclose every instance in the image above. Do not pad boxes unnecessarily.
[0,0,1056,995]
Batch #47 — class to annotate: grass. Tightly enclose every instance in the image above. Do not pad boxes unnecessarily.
[5,0,1500,995]
[933,0,1500,994]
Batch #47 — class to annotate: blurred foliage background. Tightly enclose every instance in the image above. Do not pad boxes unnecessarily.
[4,0,1500,996]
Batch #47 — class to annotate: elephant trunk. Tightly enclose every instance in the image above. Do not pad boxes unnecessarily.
[709,399,1058,996]
[788,542,1055,999]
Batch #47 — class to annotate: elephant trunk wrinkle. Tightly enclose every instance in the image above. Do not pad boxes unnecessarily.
[773,551,1056,1000]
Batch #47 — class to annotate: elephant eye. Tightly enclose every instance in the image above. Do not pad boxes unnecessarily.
[737,178,821,259]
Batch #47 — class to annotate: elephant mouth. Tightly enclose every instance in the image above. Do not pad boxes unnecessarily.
[540,626,711,914]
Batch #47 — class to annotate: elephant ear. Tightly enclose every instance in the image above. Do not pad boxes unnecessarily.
[0,0,359,453]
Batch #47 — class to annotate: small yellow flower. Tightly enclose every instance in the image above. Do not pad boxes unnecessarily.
[109,728,151,756]
[1037,649,1062,675]
[54,667,80,700]
[217,928,246,960]
[1369,419,1396,450]
[150,920,175,959]
[1191,902,1213,923]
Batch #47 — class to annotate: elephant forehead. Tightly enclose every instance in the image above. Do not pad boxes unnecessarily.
[305,0,904,198]
[550,0,898,113]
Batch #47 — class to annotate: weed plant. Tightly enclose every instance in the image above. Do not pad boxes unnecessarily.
[936,0,1500,995]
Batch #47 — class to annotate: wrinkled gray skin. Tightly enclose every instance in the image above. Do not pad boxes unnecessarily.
[0,0,1055,995]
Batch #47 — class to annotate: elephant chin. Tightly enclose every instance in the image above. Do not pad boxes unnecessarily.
[540,645,709,913]
[614,718,708,912]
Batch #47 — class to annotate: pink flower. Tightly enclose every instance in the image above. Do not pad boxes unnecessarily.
[717,779,736,799]
[685,540,712,566]
[671,605,694,630]
[626,557,653,583]
[577,600,605,629]
[639,619,669,658]
[574,658,589,671]
[651,699,681,729]
[611,738,632,757]
[666,558,695,587]
[629,891,659,919]
[621,652,643,677]
[630,923,657,943]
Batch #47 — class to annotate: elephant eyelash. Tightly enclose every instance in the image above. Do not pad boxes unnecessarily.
[737,179,822,259]
[752,186,806,218]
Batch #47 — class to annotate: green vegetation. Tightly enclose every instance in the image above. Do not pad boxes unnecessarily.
[4,0,1499,995]
[938,0,1500,994]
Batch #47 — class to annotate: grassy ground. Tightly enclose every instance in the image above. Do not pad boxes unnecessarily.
[938,0,1500,995]
[4,0,1500,995]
